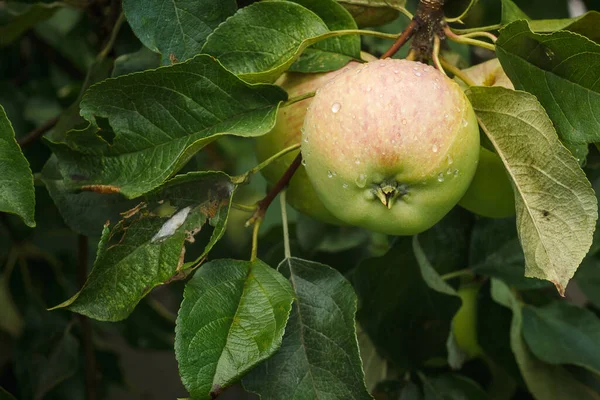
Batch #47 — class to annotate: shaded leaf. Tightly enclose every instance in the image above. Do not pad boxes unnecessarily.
[123,0,237,64]
[522,301,600,374]
[491,279,600,400]
[51,171,235,321]
[288,0,361,73]
[496,20,600,155]
[41,156,137,237]
[111,46,161,77]
[421,373,488,400]
[202,1,336,83]
[501,0,529,24]
[243,257,372,400]
[0,104,35,227]
[467,86,597,294]
[175,258,294,400]
[0,387,17,400]
[353,237,461,369]
[0,2,58,47]
[574,255,600,309]
[0,275,24,337]
[48,55,287,198]
[529,11,600,42]
[358,324,387,394]
[35,327,79,400]
[469,218,549,290]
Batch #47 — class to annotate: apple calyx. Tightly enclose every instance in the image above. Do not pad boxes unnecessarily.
[372,181,409,209]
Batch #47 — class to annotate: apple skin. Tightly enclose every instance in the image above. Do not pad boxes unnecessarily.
[301,59,480,236]
[459,147,515,218]
[255,57,375,225]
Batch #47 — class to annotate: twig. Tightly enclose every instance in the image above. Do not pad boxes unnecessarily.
[443,25,496,51]
[381,19,420,59]
[244,143,301,178]
[282,92,316,108]
[77,235,97,400]
[441,268,474,281]
[432,35,445,75]
[280,190,291,259]
[250,219,262,262]
[18,116,59,148]
[246,153,303,227]
[440,57,476,87]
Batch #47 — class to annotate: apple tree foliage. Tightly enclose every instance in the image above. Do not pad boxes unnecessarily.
[2,0,600,399]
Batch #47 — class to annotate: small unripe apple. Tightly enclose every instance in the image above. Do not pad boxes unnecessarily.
[459,147,515,218]
[256,59,374,224]
[301,59,480,235]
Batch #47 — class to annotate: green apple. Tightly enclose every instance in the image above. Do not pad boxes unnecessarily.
[255,57,375,225]
[301,59,480,235]
[459,147,515,218]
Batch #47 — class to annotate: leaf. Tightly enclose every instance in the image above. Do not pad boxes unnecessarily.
[496,20,600,154]
[50,171,235,321]
[421,374,488,400]
[466,86,598,294]
[575,255,600,309]
[47,55,287,198]
[288,0,361,73]
[491,279,600,400]
[34,328,80,400]
[0,2,58,47]
[501,0,530,25]
[528,11,600,42]
[357,324,387,394]
[243,257,372,400]
[469,218,550,290]
[123,0,237,64]
[111,46,161,77]
[522,301,600,374]
[0,275,23,337]
[175,258,294,400]
[201,1,333,83]
[353,237,461,369]
[41,156,137,236]
[0,104,35,227]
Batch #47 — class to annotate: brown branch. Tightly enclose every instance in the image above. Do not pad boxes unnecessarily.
[381,19,419,59]
[77,235,97,400]
[18,116,59,148]
[247,153,303,226]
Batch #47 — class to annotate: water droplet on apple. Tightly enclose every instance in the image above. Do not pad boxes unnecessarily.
[394,69,399,74]
[446,168,452,175]
[304,137,309,143]
[437,173,445,182]
[447,155,453,164]
[301,159,307,166]
[355,174,367,188]
[432,144,438,153]
[343,183,349,189]
[331,103,341,113]
[355,159,361,165]
[462,118,469,127]
[453,169,459,177]
[402,119,407,125]
[366,87,372,92]
[414,72,422,77]
[327,170,334,178]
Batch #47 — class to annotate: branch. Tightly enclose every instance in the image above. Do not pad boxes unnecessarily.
[18,116,59,148]
[246,153,303,227]
[381,19,420,59]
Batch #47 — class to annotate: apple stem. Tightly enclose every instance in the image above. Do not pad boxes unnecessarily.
[440,57,477,87]
[381,19,420,59]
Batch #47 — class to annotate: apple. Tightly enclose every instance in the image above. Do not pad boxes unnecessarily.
[255,55,376,225]
[301,59,480,235]
[459,147,515,218]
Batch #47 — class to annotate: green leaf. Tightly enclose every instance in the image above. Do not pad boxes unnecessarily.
[201,1,334,83]
[288,0,361,73]
[575,256,600,309]
[0,275,23,337]
[111,46,161,77]
[522,301,600,374]
[175,258,294,400]
[353,237,461,369]
[0,104,35,227]
[0,2,58,47]
[51,171,235,321]
[357,324,387,394]
[337,1,400,29]
[469,218,549,290]
[467,86,598,294]
[41,156,137,236]
[528,11,600,43]
[496,20,600,154]
[123,0,237,65]
[243,257,372,400]
[34,327,80,399]
[48,55,287,198]
[491,279,600,400]
[501,0,530,25]
[421,374,488,400]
